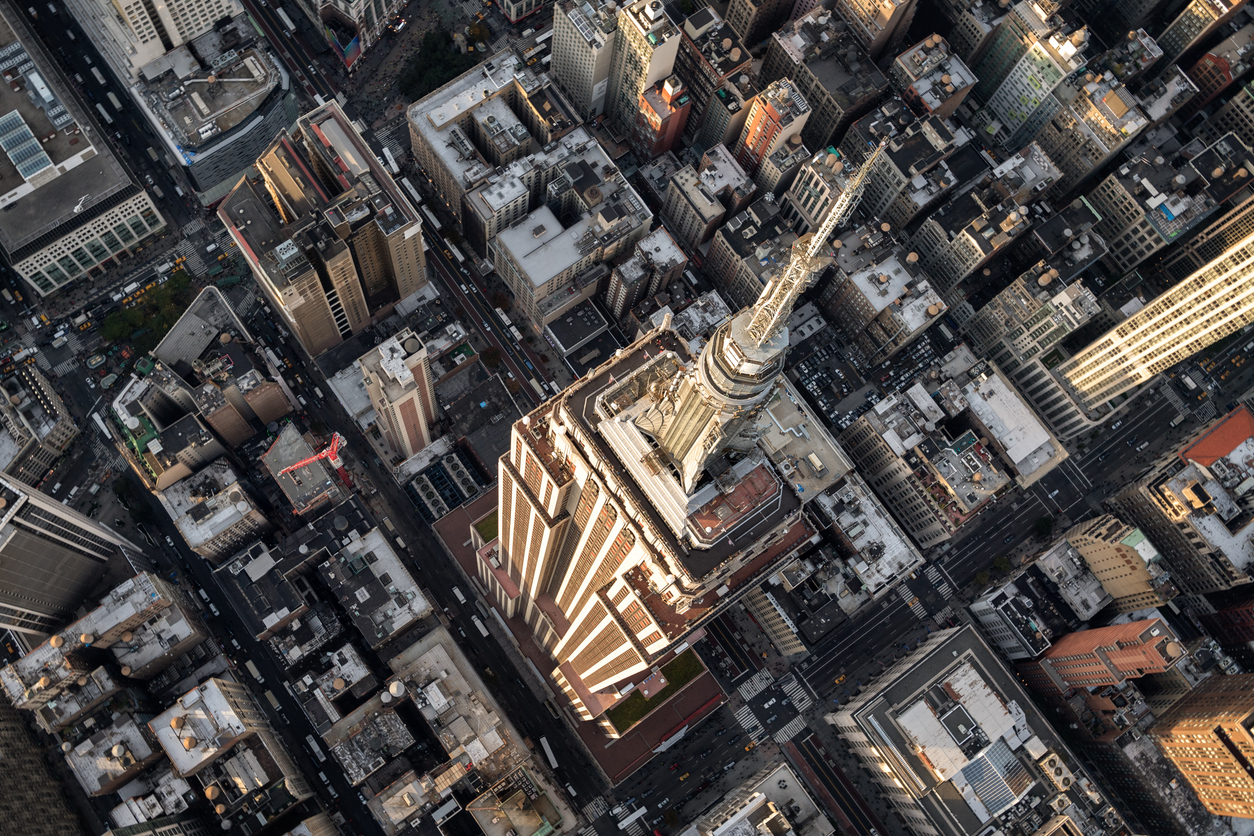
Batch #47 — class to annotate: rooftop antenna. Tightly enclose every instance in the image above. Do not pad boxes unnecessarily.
[746,137,888,346]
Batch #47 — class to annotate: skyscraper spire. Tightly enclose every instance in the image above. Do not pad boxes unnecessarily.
[746,138,889,347]
[650,139,887,492]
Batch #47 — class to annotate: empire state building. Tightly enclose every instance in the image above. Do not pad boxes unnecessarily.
[481,147,887,732]
[480,257,850,732]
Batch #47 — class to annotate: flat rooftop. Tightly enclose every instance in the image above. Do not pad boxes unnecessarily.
[0,8,133,258]
[150,677,254,775]
[407,52,546,191]
[963,366,1065,483]
[0,573,180,704]
[211,541,309,640]
[760,378,852,495]
[262,423,343,514]
[772,8,887,113]
[66,712,160,795]
[1032,540,1113,621]
[295,643,377,734]
[153,287,252,368]
[327,698,415,785]
[137,17,280,152]
[318,528,432,647]
[545,299,607,355]
[838,625,1124,836]
[388,626,527,782]
[813,472,924,599]
[492,131,651,288]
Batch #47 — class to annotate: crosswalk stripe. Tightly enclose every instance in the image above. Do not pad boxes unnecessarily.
[736,669,774,700]
[772,716,807,742]
[581,797,609,821]
[778,674,813,713]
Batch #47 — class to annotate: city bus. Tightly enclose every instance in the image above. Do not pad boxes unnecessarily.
[381,146,400,175]
[95,103,112,124]
[90,66,106,85]
[400,176,423,209]
[276,6,296,32]
[540,736,558,769]
[106,91,121,111]
[420,204,441,231]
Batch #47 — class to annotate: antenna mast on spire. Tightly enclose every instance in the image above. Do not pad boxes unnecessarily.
[745,137,889,347]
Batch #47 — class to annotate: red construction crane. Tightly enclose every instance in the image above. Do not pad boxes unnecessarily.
[278,431,353,488]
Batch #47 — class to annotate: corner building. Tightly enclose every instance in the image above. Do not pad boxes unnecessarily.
[220,102,427,358]
[1150,673,1254,818]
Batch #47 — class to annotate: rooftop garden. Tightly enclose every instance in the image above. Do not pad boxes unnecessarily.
[474,510,498,543]
[604,649,703,733]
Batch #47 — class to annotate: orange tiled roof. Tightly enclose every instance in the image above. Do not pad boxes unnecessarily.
[1181,404,1254,467]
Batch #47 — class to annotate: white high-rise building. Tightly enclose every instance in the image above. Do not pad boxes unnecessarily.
[488,249,853,731]
[1059,228,1254,411]
[62,0,242,80]
[552,0,618,121]
[604,0,681,132]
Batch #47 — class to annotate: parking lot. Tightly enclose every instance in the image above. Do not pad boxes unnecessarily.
[789,323,952,431]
